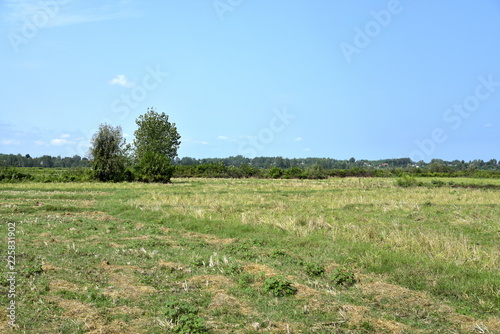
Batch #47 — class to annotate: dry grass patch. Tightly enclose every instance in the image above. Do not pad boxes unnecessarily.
[45,296,101,331]
[98,262,157,300]
[243,263,277,277]
[208,291,254,315]
[157,260,187,271]
[44,296,150,334]
[359,280,500,333]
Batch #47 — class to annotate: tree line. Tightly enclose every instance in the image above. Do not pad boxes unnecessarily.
[1,106,499,182]
[0,153,90,168]
[2,154,498,174]
[2,152,499,172]
[172,157,500,171]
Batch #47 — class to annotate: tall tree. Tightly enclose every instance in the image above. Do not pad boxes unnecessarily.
[134,107,181,161]
[133,107,181,182]
[89,124,126,181]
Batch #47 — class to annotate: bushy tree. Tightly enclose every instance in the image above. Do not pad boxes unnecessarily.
[133,107,181,183]
[135,152,173,183]
[89,124,126,181]
[134,107,181,161]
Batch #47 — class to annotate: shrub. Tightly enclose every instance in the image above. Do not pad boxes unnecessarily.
[239,164,259,178]
[135,152,174,183]
[0,167,33,182]
[268,167,283,179]
[306,165,327,179]
[122,167,136,182]
[60,168,92,182]
[431,179,445,187]
[283,167,305,179]
[395,174,420,187]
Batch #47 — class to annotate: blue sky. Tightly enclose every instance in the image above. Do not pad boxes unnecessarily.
[1,0,499,162]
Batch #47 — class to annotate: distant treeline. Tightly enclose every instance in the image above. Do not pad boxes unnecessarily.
[1,153,500,182]
[2,164,500,183]
[172,163,500,179]
[171,156,500,171]
[2,153,500,170]
[2,153,499,171]
[0,153,90,168]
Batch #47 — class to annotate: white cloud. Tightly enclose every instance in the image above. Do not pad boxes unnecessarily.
[184,137,210,146]
[484,123,493,128]
[109,74,134,88]
[294,137,303,142]
[217,135,237,142]
[61,133,71,138]
[303,148,311,151]
[0,139,20,145]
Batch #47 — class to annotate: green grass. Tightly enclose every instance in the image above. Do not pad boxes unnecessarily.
[1,177,499,333]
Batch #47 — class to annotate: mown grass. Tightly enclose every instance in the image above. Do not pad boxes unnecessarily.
[1,178,499,333]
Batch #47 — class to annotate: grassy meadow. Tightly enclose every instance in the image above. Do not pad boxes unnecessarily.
[1,177,499,333]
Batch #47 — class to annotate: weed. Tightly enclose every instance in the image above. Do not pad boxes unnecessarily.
[270,248,288,258]
[269,248,303,266]
[263,276,297,297]
[163,300,209,333]
[192,257,205,267]
[331,267,356,287]
[304,262,325,277]
[22,263,43,278]
[224,242,256,260]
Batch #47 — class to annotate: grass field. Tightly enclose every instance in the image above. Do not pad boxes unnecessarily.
[1,178,499,333]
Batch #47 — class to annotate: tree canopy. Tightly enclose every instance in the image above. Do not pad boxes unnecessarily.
[133,107,181,161]
[89,124,126,181]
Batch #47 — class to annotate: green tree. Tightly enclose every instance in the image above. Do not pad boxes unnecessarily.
[134,107,181,161]
[89,124,126,182]
[133,108,181,183]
